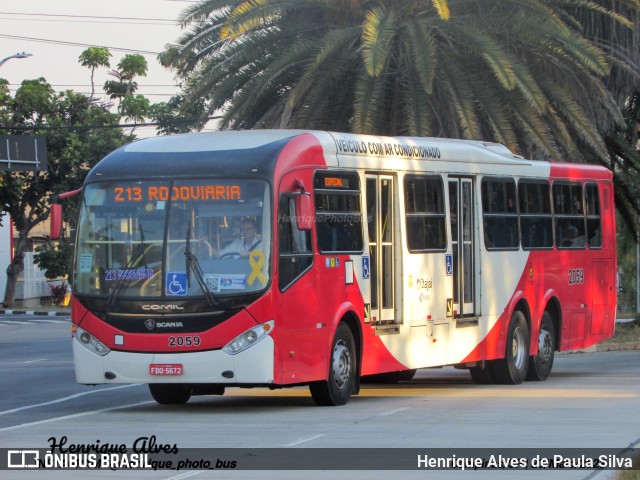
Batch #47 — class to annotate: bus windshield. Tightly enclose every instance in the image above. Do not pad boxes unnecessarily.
[73,179,271,299]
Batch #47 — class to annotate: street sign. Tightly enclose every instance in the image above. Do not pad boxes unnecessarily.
[0,135,47,172]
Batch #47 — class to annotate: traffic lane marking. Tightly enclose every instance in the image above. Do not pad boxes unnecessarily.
[23,358,47,364]
[0,401,154,432]
[284,434,326,446]
[0,384,142,416]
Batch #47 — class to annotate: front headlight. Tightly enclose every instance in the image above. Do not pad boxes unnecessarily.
[223,321,274,355]
[72,325,110,356]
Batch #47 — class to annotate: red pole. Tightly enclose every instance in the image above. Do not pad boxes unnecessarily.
[9,214,13,263]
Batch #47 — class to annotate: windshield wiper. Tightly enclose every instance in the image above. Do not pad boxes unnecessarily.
[134,223,147,268]
[185,225,217,306]
[107,223,148,305]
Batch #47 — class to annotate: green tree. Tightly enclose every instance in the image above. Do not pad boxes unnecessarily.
[119,94,151,127]
[104,53,148,100]
[0,79,131,307]
[78,47,112,100]
[33,241,73,280]
[81,47,199,133]
[150,94,208,134]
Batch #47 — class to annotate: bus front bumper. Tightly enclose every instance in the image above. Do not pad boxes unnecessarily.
[72,336,275,385]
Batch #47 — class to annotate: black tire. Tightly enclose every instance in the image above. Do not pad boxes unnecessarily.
[191,384,226,396]
[491,311,530,385]
[526,311,555,381]
[310,323,356,406]
[149,384,192,404]
[362,369,417,384]
[469,362,495,384]
[397,369,417,381]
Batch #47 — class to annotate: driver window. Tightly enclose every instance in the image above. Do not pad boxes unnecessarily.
[278,195,313,290]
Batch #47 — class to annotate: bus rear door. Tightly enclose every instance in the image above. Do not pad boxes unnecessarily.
[448,177,476,319]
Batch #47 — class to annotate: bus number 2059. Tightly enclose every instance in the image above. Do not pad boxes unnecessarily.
[168,336,201,347]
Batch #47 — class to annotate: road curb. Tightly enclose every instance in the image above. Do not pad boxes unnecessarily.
[0,309,70,317]
[596,342,640,352]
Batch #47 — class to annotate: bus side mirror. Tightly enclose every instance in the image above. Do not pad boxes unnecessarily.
[48,188,81,241]
[50,203,62,240]
[295,193,313,230]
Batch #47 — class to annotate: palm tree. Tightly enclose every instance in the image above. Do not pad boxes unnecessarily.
[161,0,638,162]
[574,1,640,230]
[605,90,640,233]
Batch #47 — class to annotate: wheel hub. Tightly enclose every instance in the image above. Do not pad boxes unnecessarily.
[538,329,553,365]
[332,340,352,389]
[512,326,526,370]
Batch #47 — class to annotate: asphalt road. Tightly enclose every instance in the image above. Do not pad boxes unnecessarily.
[0,314,638,480]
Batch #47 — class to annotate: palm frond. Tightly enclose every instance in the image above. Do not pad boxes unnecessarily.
[473,81,519,151]
[353,71,387,133]
[553,0,634,28]
[508,95,557,158]
[431,0,450,21]
[178,1,238,26]
[403,21,437,95]
[439,56,480,139]
[445,23,517,91]
[361,6,398,77]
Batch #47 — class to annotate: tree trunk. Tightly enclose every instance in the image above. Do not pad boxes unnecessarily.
[3,255,23,308]
[3,233,28,308]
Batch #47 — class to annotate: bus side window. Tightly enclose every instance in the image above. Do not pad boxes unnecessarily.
[585,184,601,248]
[553,182,586,249]
[314,172,364,253]
[404,175,446,251]
[481,178,519,250]
[518,180,553,249]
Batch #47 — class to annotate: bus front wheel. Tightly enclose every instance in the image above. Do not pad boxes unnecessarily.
[310,323,356,406]
[491,311,530,385]
[149,384,192,404]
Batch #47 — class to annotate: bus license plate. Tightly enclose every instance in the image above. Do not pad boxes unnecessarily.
[149,364,183,376]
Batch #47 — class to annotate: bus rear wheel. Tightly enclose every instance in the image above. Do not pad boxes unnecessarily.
[310,323,356,406]
[491,311,529,385]
[526,312,555,381]
[149,384,192,404]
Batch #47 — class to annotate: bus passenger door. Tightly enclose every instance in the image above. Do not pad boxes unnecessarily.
[448,178,476,318]
[366,175,398,333]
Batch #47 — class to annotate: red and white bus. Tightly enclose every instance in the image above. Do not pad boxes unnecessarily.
[52,130,617,405]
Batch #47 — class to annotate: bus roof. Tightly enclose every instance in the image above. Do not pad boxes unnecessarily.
[85,130,611,182]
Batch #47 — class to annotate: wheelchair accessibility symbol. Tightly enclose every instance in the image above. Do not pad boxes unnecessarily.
[362,256,370,279]
[166,272,188,296]
[445,254,453,276]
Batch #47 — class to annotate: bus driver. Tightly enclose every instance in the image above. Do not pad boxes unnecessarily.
[212,218,262,259]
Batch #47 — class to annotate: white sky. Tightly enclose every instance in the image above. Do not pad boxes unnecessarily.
[0,0,198,138]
